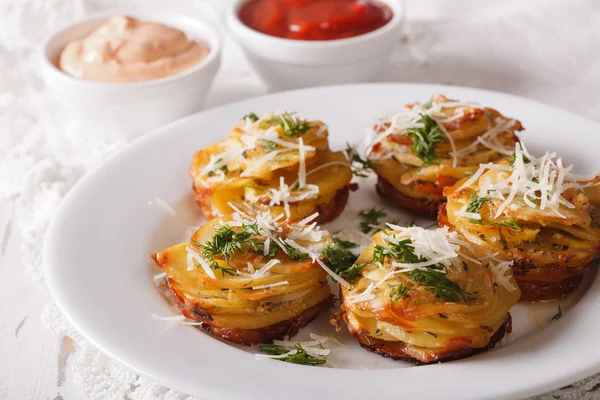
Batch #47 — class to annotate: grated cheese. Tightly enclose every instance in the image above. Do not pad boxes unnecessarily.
[458,143,587,218]
[365,99,516,167]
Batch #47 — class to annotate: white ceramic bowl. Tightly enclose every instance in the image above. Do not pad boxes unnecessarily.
[227,0,404,90]
[40,10,222,138]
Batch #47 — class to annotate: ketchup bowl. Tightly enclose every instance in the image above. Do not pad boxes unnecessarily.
[227,0,403,90]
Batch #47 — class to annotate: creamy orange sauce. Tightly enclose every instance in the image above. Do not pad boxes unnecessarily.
[58,16,210,83]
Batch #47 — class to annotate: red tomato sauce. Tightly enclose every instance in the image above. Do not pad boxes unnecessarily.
[238,0,393,41]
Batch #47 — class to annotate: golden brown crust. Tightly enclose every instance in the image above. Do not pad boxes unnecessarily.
[439,203,589,301]
[166,279,334,345]
[350,313,512,365]
[376,176,440,218]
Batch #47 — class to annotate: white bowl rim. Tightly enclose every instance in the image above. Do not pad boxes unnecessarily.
[227,0,404,48]
[39,10,222,89]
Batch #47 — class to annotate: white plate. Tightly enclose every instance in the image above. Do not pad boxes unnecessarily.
[44,83,600,400]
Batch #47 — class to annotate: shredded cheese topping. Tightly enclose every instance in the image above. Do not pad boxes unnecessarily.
[346,225,517,304]
[185,206,351,288]
[458,143,594,218]
[201,112,322,219]
[365,99,516,167]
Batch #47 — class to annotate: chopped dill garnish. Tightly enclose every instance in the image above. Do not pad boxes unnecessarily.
[358,207,387,234]
[405,114,446,165]
[551,305,563,321]
[193,223,281,276]
[372,234,470,303]
[373,237,421,265]
[259,344,326,366]
[345,143,373,177]
[339,263,366,283]
[321,242,358,274]
[408,268,469,302]
[470,217,522,231]
[284,245,310,261]
[332,237,359,250]
[466,192,492,214]
[264,112,311,137]
[508,149,531,166]
[261,140,279,153]
[388,282,409,304]
[242,112,259,122]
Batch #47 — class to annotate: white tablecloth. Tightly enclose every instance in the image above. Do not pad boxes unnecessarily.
[1,0,600,398]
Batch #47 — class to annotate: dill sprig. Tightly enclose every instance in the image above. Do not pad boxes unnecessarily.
[242,112,259,122]
[405,114,446,165]
[194,223,278,276]
[373,237,421,265]
[508,149,531,166]
[284,245,310,261]
[264,112,311,137]
[408,267,469,302]
[339,263,366,282]
[320,242,364,282]
[550,305,563,321]
[358,207,387,234]
[465,193,522,231]
[470,216,522,231]
[332,237,359,250]
[466,192,492,214]
[261,140,279,153]
[345,143,373,177]
[373,235,470,303]
[259,344,326,366]
[388,282,409,304]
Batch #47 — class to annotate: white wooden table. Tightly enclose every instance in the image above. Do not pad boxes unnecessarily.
[2,0,600,398]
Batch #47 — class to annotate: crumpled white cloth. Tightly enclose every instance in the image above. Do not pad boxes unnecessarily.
[2,0,600,399]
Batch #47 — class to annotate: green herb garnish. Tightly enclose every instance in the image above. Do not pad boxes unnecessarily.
[284,245,310,261]
[550,305,563,321]
[242,112,259,122]
[264,112,311,137]
[508,149,531,166]
[405,114,446,165]
[332,237,359,250]
[339,263,366,282]
[373,238,421,265]
[262,140,279,153]
[465,192,492,214]
[194,223,280,276]
[388,283,409,304]
[470,217,522,231]
[407,268,468,302]
[345,143,373,177]
[372,235,470,303]
[259,344,326,366]
[358,207,387,234]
